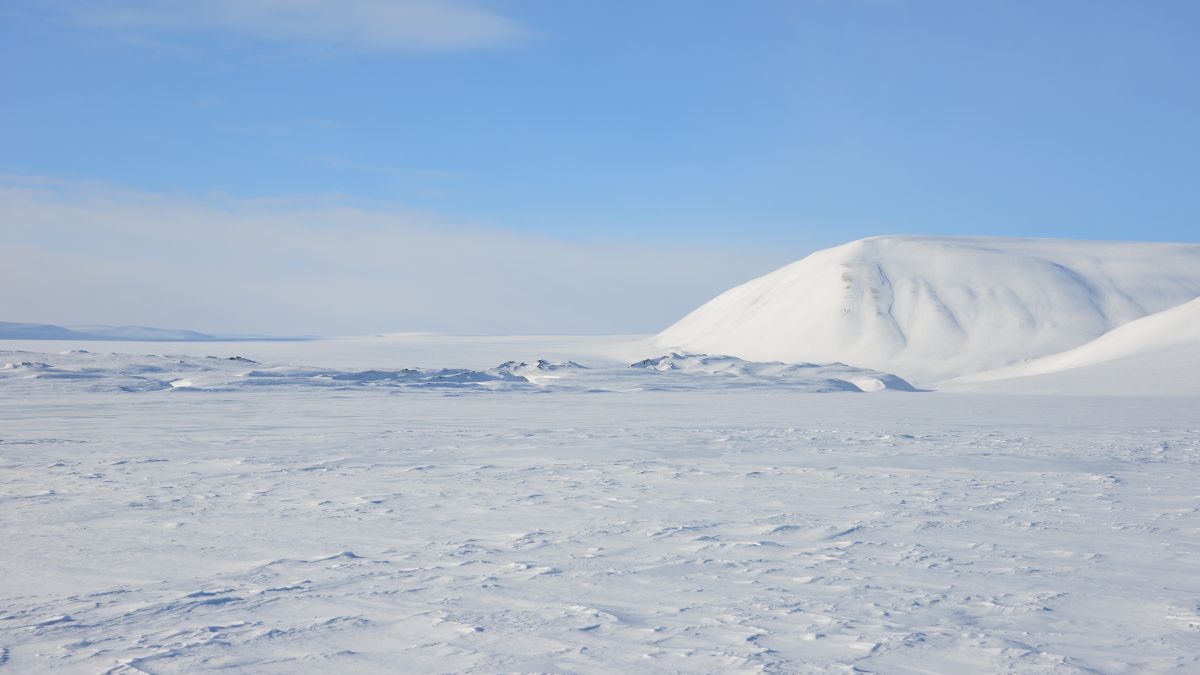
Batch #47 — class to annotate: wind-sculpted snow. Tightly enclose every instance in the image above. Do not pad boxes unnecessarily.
[629,352,919,392]
[0,350,917,395]
[2,378,1198,673]
[496,359,588,372]
[0,351,533,394]
[238,365,529,390]
[657,236,1200,382]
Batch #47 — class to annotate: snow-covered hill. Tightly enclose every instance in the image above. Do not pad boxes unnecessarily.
[947,296,1200,395]
[0,321,217,342]
[68,324,216,341]
[655,236,1200,382]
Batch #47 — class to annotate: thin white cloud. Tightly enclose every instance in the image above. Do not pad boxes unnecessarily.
[53,0,532,53]
[0,176,783,336]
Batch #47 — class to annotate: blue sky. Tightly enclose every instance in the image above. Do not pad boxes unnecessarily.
[2,1,1198,334]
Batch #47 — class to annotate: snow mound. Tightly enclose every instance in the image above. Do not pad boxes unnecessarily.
[629,352,918,392]
[496,359,587,372]
[655,236,1200,382]
[496,359,589,384]
[2,360,50,370]
[948,296,1200,395]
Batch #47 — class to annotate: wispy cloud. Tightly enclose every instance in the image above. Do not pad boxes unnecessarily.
[0,176,781,336]
[49,0,533,54]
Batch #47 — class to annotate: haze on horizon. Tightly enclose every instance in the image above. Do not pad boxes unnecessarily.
[3,0,1199,336]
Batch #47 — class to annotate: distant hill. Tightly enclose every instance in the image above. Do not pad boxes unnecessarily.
[0,321,218,341]
[656,236,1200,382]
[67,325,216,341]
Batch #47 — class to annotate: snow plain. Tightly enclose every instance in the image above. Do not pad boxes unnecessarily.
[2,334,1199,673]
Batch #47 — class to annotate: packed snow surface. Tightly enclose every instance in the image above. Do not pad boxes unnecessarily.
[2,336,1199,673]
[949,296,1200,395]
[656,236,1200,382]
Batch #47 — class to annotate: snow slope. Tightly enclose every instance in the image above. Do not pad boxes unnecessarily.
[655,236,1200,382]
[947,296,1200,395]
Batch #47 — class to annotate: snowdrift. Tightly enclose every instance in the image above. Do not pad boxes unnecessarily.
[947,296,1200,395]
[656,236,1200,382]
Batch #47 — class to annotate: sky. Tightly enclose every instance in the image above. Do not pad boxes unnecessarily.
[2,0,1199,335]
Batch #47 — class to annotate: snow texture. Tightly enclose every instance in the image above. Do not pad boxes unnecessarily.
[2,337,1199,673]
[655,236,1200,383]
[627,352,918,392]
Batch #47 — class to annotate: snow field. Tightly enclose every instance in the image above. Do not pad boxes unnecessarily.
[2,382,1199,673]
